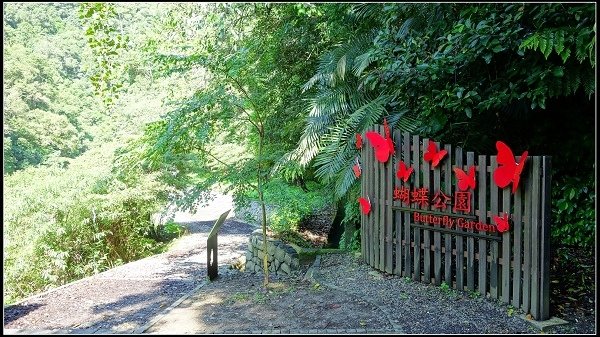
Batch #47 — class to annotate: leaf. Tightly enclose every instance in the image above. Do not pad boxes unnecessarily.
[538,34,548,56]
[492,44,504,53]
[552,67,564,77]
[554,30,565,55]
[560,47,571,63]
[465,107,472,118]
[543,31,554,59]
[483,53,492,64]
[456,88,464,99]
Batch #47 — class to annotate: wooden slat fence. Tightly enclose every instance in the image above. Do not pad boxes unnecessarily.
[360,128,551,321]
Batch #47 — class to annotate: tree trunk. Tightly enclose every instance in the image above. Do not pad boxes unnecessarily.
[257,127,269,286]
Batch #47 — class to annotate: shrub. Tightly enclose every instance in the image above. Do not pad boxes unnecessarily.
[551,175,595,249]
[235,179,332,235]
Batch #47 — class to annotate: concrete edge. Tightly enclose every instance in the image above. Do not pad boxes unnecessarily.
[517,314,570,332]
[132,280,209,334]
[304,255,405,334]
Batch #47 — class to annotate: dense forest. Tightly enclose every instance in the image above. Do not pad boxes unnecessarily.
[3,3,595,305]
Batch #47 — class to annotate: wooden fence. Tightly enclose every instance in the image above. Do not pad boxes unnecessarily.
[360,127,551,321]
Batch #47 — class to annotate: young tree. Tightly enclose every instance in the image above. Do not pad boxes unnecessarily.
[134,3,350,285]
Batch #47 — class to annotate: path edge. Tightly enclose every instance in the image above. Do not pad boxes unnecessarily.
[132,280,208,334]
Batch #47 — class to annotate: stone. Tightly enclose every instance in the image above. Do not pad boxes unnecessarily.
[518,315,569,332]
[258,251,266,260]
[275,248,286,261]
[245,261,255,272]
[283,253,292,265]
[284,245,298,256]
[280,262,291,274]
[291,257,299,269]
[274,259,281,269]
[368,270,383,280]
[245,251,253,261]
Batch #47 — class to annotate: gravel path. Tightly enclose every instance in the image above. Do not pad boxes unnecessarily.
[4,194,255,334]
[317,253,539,334]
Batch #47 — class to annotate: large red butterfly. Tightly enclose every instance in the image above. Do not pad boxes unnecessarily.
[365,118,395,163]
[352,158,362,178]
[493,141,528,194]
[453,166,476,191]
[383,118,395,156]
[423,140,447,168]
[396,160,414,182]
[358,196,371,215]
[493,213,510,233]
[356,133,363,150]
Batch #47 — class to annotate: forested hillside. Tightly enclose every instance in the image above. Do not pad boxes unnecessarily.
[3,3,595,306]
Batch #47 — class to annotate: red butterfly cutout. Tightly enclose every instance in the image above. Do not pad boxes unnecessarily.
[453,166,476,191]
[358,196,371,215]
[493,141,528,194]
[493,213,510,233]
[366,118,395,163]
[356,133,363,150]
[383,118,395,156]
[423,140,448,168]
[352,158,362,178]
[396,160,414,182]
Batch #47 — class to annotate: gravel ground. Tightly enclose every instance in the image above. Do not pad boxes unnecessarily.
[317,253,596,334]
[145,266,394,334]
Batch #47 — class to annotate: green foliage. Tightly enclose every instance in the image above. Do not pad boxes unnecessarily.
[339,184,361,251]
[551,175,595,249]
[439,281,451,294]
[297,3,595,199]
[237,179,332,235]
[3,3,97,173]
[339,228,361,252]
[295,3,595,251]
[3,143,170,305]
[79,2,127,107]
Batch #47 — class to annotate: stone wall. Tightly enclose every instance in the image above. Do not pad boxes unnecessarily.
[244,229,300,277]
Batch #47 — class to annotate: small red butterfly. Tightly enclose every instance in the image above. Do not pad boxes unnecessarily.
[352,158,362,178]
[453,166,476,191]
[356,133,363,150]
[493,141,528,194]
[358,196,371,215]
[493,213,510,233]
[423,140,448,168]
[396,160,414,182]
